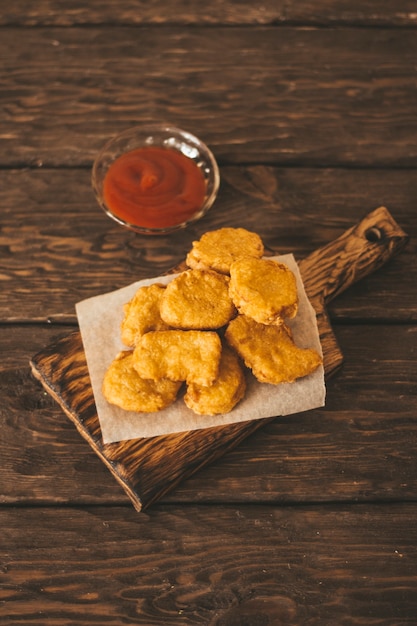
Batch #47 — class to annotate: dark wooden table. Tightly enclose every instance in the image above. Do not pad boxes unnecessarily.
[1,2,417,624]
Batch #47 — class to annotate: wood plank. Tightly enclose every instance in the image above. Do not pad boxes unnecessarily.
[0,168,415,323]
[2,26,417,167]
[169,323,417,504]
[0,325,121,506]
[1,503,417,624]
[1,0,417,26]
[2,323,417,506]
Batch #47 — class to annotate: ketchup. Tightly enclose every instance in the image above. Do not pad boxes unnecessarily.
[103,146,207,230]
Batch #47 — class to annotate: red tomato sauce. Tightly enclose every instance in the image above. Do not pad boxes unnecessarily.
[103,146,207,229]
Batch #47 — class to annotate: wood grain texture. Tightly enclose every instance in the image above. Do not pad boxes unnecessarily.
[1,323,416,505]
[2,3,417,624]
[1,168,415,323]
[2,26,417,167]
[1,503,417,624]
[29,331,279,510]
[170,322,417,505]
[29,208,408,511]
[1,0,417,26]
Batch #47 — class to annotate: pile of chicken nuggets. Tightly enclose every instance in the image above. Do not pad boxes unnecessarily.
[102,227,323,416]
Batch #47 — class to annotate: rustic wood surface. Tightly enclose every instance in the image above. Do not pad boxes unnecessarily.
[1,168,416,323]
[1,2,417,624]
[2,504,417,625]
[3,26,417,168]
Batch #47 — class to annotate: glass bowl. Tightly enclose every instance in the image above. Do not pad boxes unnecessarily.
[92,124,220,235]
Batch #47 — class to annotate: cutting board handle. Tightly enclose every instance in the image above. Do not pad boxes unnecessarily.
[299,205,408,304]
[298,206,409,374]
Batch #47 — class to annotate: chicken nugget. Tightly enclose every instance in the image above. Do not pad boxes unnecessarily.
[229,257,298,325]
[160,269,236,329]
[102,350,181,412]
[133,330,222,386]
[186,227,264,275]
[184,344,246,415]
[121,283,170,347]
[225,315,322,384]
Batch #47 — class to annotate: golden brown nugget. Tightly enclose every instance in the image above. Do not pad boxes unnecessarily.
[229,257,298,325]
[225,315,322,384]
[160,269,236,329]
[184,345,246,415]
[121,283,170,347]
[102,351,181,412]
[186,227,264,275]
[133,330,222,386]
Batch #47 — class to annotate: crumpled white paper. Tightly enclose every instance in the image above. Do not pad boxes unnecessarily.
[76,254,325,444]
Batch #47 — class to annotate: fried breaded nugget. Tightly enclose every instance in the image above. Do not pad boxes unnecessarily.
[186,227,264,275]
[184,344,246,415]
[225,315,322,384]
[121,283,170,347]
[133,330,222,386]
[102,350,181,412]
[159,269,236,330]
[229,257,298,325]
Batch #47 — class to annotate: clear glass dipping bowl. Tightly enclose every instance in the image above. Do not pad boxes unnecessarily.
[92,124,220,235]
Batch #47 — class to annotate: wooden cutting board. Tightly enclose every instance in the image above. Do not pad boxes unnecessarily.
[30,206,408,511]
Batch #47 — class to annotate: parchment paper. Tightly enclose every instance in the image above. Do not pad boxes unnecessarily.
[76,255,325,444]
